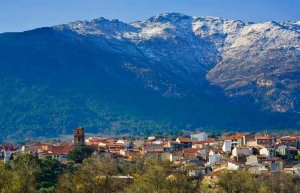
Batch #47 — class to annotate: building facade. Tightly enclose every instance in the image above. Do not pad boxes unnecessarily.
[74,128,85,146]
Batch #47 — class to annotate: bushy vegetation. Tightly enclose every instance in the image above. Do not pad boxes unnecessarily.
[0,153,299,193]
[67,146,94,163]
[214,170,300,193]
[0,154,65,193]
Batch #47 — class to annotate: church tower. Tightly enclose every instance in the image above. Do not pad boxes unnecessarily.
[73,128,85,146]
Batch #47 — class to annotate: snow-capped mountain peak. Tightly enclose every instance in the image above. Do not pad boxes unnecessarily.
[52,13,300,112]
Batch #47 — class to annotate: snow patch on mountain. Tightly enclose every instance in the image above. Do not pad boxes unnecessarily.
[53,13,300,112]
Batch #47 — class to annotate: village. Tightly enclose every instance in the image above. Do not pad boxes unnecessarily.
[1,128,300,185]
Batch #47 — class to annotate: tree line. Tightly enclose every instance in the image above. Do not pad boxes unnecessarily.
[0,147,299,193]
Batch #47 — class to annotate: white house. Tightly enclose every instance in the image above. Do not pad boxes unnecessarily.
[152,139,164,145]
[276,145,288,155]
[52,154,68,162]
[192,140,216,149]
[246,140,257,147]
[190,132,208,141]
[119,149,128,156]
[39,153,68,163]
[228,161,241,170]
[222,141,232,152]
[98,142,107,147]
[170,153,181,162]
[115,140,126,144]
[260,147,271,157]
[38,144,73,163]
[248,164,268,174]
[246,155,259,165]
[208,153,222,165]
[147,136,156,140]
[232,147,252,157]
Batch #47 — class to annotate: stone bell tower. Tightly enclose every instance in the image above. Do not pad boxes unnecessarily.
[73,127,85,146]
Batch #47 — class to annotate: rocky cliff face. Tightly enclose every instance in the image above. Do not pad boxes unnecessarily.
[207,21,300,112]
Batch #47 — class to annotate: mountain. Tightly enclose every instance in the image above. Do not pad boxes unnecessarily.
[0,13,299,141]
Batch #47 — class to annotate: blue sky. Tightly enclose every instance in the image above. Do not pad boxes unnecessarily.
[0,0,300,32]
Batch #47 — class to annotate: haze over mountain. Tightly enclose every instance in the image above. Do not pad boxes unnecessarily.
[0,13,299,141]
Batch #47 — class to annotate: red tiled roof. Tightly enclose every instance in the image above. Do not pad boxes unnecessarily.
[280,136,300,140]
[257,155,267,159]
[182,148,200,153]
[177,137,192,143]
[211,150,225,154]
[0,143,17,151]
[88,139,102,143]
[223,133,246,140]
[193,139,215,144]
[107,143,125,147]
[49,144,74,155]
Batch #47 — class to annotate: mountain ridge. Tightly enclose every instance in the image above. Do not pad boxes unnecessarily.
[0,13,299,140]
[51,13,300,112]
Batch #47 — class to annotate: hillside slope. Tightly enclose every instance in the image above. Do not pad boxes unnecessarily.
[0,13,299,140]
